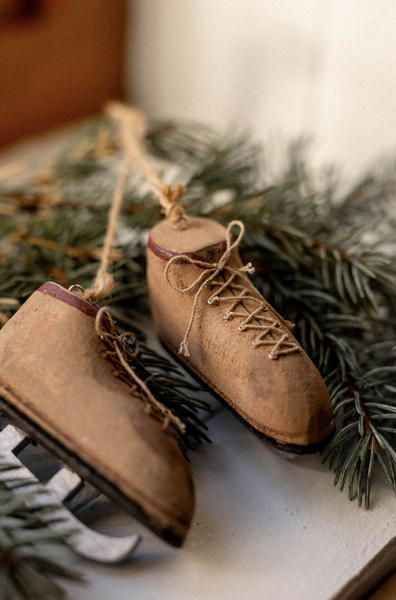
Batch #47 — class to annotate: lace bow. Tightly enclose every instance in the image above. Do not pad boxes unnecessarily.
[164,220,301,360]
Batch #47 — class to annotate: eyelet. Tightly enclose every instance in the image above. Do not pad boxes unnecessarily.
[251,339,256,346]
[238,324,246,331]
[207,298,217,305]
[68,283,85,294]
[224,314,232,320]
[269,353,278,360]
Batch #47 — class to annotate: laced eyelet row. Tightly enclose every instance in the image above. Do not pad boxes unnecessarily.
[207,278,301,359]
[164,220,302,359]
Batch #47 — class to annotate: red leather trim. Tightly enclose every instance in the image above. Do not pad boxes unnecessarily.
[38,282,98,318]
[148,236,227,267]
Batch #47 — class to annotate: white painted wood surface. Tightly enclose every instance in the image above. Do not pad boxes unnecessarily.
[59,404,396,600]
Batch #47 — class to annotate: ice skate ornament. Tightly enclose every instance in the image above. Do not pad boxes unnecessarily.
[0,110,195,554]
[107,102,336,454]
[0,281,194,550]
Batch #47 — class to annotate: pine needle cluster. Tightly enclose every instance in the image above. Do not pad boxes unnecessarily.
[0,463,80,600]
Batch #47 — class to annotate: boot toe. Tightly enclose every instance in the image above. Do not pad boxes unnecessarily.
[245,353,335,452]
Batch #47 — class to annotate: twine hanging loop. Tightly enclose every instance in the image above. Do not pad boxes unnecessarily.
[83,102,187,303]
[106,102,187,227]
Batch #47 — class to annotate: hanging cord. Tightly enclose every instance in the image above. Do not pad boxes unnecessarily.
[106,102,187,226]
[83,150,131,303]
[83,102,187,304]
[95,307,186,433]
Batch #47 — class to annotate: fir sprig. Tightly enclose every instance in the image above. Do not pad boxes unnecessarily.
[1,118,396,516]
[0,464,80,600]
[128,344,211,454]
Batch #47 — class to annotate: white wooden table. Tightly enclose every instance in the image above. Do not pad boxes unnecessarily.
[57,397,396,600]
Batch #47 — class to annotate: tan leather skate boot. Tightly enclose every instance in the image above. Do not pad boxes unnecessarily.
[147,216,335,454]
[0,282,194,547]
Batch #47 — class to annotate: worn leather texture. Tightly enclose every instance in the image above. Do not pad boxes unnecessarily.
[147,216,335,452]
[0,282,194,546]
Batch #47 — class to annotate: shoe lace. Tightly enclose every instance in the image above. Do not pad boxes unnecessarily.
[95,307,185,433]
[164,220,301,360]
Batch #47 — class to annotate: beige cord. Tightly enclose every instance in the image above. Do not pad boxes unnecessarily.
[83,102,186,303]
[83,154,131,303]
[95,307,186,434]
[106,102,187,226]
[165,221,301,360]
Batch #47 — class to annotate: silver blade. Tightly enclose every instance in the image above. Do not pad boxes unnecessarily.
[0,425,140,563]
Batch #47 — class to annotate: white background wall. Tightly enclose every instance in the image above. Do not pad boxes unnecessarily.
[128,0,396,180]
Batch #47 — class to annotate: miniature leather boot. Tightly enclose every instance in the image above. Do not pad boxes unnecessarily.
[147,216,335,453]
[0,282,194,547]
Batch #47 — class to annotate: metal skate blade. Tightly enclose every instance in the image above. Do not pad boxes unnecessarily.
[0,392,181,547]
[0,424,140,563]
[272,448,299,461]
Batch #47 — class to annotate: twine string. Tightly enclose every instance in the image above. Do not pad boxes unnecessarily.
[164,220,300,360]
[106,102,187,226]
[77,104,186,434]
[83,102,186,304]
[95,307,186,433]
[83,154,131,303]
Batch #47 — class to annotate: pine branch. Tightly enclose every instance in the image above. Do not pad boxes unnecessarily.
[2,119,396,516]
[0,462,80,600]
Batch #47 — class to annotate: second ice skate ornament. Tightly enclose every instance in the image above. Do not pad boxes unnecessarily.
[107,102,336,454]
